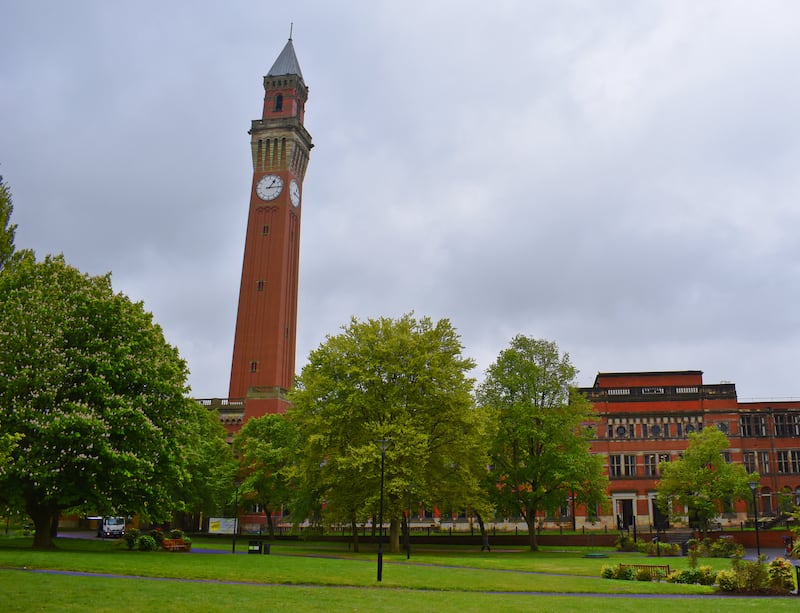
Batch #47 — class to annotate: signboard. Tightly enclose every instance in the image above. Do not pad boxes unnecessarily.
[208,517,238,534]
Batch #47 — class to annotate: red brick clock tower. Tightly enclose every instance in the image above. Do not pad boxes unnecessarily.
[228,37,312,419]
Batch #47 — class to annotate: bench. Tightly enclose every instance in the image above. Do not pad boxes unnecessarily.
[619,564,671,577]
[162,538,187,552]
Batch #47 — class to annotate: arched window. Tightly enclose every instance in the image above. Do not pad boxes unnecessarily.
[274,94,283,112]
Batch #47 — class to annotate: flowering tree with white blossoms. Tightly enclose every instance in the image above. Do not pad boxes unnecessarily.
[0,254,200,548]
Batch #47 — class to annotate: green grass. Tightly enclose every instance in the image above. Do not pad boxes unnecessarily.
[0,536,795,612]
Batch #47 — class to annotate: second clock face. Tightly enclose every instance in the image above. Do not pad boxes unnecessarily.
[289,179,301,207]
[256,174,283,201]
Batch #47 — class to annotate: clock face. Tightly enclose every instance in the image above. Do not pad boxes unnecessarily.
[289,179,301,207]
[256,174,283,201]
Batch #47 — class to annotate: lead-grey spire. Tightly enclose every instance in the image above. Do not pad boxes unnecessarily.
[267,38,304,82]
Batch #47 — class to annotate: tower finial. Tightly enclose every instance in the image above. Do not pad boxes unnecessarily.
[289,22,293,40]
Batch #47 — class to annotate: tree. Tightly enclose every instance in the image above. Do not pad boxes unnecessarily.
[233,414,297,537]
[476,336,607,551]
[173,402,238,531]
[657,427,754,536]
[0,255,198,548]
[1,174,19,271]
[289,314,490,553]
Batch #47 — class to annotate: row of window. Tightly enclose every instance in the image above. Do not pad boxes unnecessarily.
[740,413,800,437]
[603,413,800,440]
[610,449,800,479]
[609,453,673,478]
[605,386,699,396]
[605,421,704,439]
[743,450,800,475]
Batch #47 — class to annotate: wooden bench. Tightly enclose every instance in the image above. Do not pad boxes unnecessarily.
[619,564,671,576]
[162,538,186,552]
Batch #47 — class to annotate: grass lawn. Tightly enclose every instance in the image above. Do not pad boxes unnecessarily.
[0,536,796,612]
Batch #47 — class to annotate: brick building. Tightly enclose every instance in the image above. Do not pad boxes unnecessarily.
[578,370,800,531]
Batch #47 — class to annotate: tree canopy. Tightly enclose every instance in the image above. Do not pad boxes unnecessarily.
[1,174,18,271]
[477,336,607,550]
[657,427,755,535]
[233,414,297,537]
[0,254,200,548]
[174,401,238,529]
[289,314,490,552]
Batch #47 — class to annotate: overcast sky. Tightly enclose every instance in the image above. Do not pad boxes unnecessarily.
[3,1,800,400]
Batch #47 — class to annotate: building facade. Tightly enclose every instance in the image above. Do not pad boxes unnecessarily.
[578,370,800,532]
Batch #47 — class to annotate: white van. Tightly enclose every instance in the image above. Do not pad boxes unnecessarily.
[97,516,125,538]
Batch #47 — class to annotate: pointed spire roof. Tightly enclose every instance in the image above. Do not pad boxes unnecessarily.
[267,38,304,82]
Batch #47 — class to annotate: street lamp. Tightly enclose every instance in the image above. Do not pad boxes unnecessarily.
[406,483,412,560]
[232,480,240,554]
[749,481,761,557]
[376,439,390,582]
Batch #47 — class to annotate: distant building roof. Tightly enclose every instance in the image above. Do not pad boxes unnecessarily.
[267,38,304,82]
[591,370,704,388]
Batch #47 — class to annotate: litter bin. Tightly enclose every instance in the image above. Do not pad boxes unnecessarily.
[248,540,263,554]
[264,543,271,555]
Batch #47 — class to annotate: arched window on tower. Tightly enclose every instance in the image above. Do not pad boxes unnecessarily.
[274,94,283,112]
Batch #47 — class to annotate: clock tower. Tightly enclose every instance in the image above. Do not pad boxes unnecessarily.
[228,37,313,418]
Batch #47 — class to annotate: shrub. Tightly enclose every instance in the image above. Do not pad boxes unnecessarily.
[123,528,140,550]
[599,564,635,580]
[735,557,770,593]
[614,565,636,581]
[136,535,158,551]
[716,569,738,592]
[693,536,744,558]
[767,558,795,593]
[666,568,701,584]
[168,529,184,539]
[149,528,165,547]
[697,565,717,586]
[643,541,681,556]
[708,538,743,558]
[635,568,654,581]
[615,535,637,552]
[687,546,700,568]
[718,556,795,594]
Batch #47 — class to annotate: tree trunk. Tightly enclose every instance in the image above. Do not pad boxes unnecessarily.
[350,517,359,553]
[475,511,490,551]
[524,508,539,551]
[389,516,401,553]
[28,503,58,549]
[265,505,275,538]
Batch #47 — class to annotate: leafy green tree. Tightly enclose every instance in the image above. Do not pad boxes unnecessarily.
[233,414,297,537]
[477,336,607,551]
[657,427,754,536]
[1,174,19,271]
[174,402,238,530]
[289,314,490,553]
[0,255,198,548]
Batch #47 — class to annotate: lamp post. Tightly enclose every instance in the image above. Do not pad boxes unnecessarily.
[232,480,240,554]
[749,481,761,557]
[406,483,412,560]
[376,439,389,582]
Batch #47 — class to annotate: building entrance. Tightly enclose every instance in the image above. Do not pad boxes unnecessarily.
[617,499,634,530]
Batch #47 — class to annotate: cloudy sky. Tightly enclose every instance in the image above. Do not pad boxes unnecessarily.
[3,1,800,400]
